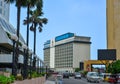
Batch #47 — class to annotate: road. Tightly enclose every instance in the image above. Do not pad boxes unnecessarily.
[62,77,110,84]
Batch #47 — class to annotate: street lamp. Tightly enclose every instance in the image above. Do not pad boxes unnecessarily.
[22,43,28,79]
[10,34,18,76]
[37,57,40,73]
[39,59,42,74]
[28,49,32,78]
[45,64,48,79]
[33,54,37,71]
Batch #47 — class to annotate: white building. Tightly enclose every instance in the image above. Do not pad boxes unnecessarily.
[0,14,25,72]
[44,33,91,73]
[0,0,10,21]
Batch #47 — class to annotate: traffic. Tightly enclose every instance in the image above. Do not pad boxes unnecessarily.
[47,71,120,84]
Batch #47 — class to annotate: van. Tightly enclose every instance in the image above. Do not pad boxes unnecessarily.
[86,72,100,83]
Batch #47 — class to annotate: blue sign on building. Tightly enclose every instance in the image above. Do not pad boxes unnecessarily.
[55,33,74,42]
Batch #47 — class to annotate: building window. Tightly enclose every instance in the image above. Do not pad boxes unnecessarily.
[0,8,2,14]
[0,1,2,6]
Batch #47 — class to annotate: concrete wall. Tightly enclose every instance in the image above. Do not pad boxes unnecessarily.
[0,54,23,63]
[107,0,120,60]
[73,43,90,68]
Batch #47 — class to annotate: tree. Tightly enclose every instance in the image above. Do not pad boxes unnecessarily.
[107,60,120,74]
[4,0,27,76]
[23,0,41,79]
[75,68,80,72]
[24,9,48,71]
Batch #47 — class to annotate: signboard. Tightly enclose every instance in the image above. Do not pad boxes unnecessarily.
[98,49,116,60]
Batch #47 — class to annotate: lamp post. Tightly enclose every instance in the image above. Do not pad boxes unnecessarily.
[39,59,42,74]
[10,34,18,76]
[28,49,32,78]
[37,58,39,73]
[22,44,28,79]
[45,64,48,79]
[33,54,37,71]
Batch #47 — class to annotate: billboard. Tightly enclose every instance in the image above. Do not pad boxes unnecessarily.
[98,49,116,60]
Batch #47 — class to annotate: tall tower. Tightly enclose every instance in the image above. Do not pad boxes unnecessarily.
[0,0,10,21]
[107,0,120,60]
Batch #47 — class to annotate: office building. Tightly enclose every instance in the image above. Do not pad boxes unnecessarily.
[0,0,10,21]
[0,14,26,72]
[44,33,91,73]
[107,0,120,60]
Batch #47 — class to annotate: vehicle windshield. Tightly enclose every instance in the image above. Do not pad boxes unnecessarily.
[75,72,80,75]
[90,73,98,76]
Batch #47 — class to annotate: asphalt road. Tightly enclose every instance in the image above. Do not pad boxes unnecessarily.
[62,77,110,84]
[47,75,110,84]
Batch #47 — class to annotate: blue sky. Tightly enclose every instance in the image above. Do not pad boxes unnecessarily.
[9,0,106,60]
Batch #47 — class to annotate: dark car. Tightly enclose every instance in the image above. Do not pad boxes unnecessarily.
[63,72,69,78]
[108,74,120,83]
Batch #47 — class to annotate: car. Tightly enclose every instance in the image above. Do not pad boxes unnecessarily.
[116,73,120,83]
[55,75,63,84]
[108,74,120,83]
[108,74,116,83]
[86,72,100,83]
[63,72,69,78]
[99,73,106,81]
[74,72,81,79]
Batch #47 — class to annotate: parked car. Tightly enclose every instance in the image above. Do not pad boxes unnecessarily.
[63,72,69,78]
[108,74,120,83]
[86,72,100,83]
[74,72,81,79]
[108,74,116,83]
[103,73,111,82]
[55,74,63,84]
[116,73,120,83]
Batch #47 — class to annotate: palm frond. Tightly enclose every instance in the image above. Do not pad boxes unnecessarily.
[4,0,15,3]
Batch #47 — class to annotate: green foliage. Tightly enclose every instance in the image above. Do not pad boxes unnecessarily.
[15,75,23,80]
[75,68,80,72]
[6,32,11,39]
[31,71,38,78]
[10,75,15,83]
[41,72,45,76]
[80,71,88,77]
[107,60,120,74]
[30,71,46,78]
[0,75,15,84]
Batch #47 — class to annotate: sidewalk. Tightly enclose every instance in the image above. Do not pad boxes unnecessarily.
[44,80,55,84]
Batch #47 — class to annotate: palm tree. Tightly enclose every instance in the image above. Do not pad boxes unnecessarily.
[24,9,48,71]
[23,0,40,79]
[4,0,26,76]
[25,0,43,47]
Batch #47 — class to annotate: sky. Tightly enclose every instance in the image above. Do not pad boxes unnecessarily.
[9,0,106,60]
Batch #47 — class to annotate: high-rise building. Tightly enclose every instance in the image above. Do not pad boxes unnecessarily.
[107,0,120,60]
[0,0,10,21]
[44,33,91,73]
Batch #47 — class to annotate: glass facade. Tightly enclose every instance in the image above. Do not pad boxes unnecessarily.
[55,33,74,42]
[0,0,9,21]
[0,15,25,43]
[44,40,50,49]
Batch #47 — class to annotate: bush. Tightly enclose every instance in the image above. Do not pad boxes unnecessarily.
[0,75,14,84]
[15,75,23,80]
[10,75,15,83]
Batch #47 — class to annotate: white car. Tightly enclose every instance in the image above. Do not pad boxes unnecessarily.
[86,72,100,83]
[55,75,63,84]
[74,72,81,79]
